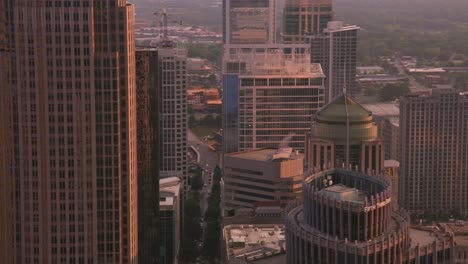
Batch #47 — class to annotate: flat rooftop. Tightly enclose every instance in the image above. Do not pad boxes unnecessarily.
[363,103,400,117]
[319,184,366,204]
[409,228,437,247]
[224,225,286,262]
[225,148,303,162]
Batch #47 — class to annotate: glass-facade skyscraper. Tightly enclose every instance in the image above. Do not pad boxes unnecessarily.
[282,0,334,43]
[223,0,276,44]
[222,44,325,153]
[1,0,138,262]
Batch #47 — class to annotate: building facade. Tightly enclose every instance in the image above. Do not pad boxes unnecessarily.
[0,0,13,260]
[159,177,181,264]
[135,50,160,264]
[286,169,455,264]
[364,103,401,161]
[222,44,325,153]
[223,0,276,44]
[282,0,334,43]
[305,95,385,174]
[309,21,359,103]
[223,148,303,209]
[399,89,468,214]
[158,47,189,195]
[1,0,138,262]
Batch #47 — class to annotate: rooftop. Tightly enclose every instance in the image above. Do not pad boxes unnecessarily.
[225,148,303,162]
[384,160,400,168]
[224,225,286,262]
[409,228,437,247]
[319,184,367,204]
[316,95,373,123]
[363,103,400,118]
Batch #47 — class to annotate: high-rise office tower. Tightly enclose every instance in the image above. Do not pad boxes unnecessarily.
[309,21,359,103]
[282,0,334,43]
[305,95,385,174]
[223,44,325,153]
[399,89,468,215]
[158,47,189,195]
[1,1,138,262]
[223,0,276,44]
[136,50,160,264]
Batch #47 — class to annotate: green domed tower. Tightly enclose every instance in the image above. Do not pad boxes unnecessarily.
[306,95,384,173]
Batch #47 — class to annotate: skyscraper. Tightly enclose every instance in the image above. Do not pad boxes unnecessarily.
[223,0,276,44]
[282,0,334,43]
[309,21,359,103]
[222,44,325,153]
[0,0,14,261]
[1,0,138,262]
[399,89,468,215]
[305,95,385,174]
[158,47,189,195]
[136,50,160,264]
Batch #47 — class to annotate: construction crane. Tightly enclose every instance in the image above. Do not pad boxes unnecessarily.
[153,9,183,48]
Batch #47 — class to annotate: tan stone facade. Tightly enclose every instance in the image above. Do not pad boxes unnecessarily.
[399,89,468,214]
[223,148,304,209]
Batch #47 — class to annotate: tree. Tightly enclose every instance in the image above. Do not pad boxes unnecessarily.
[202,221,221,260]
[190,167,203,191]
[379,83,410,101]
[189,115,197,128]
[215,115,222,127]
[202,114,215,126]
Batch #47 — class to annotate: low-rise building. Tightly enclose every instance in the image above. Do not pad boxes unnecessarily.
[357,66,384,75]
[223,225,286,263]
[223,148,303,210]
[187,87,221,112]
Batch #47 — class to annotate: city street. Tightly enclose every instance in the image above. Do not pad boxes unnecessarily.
[393,58,430,93]
[188,129,219,217]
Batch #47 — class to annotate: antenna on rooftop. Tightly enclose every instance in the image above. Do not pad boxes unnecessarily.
[344,63,350,168]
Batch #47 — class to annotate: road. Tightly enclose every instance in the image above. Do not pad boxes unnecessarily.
[393,58,430,93]
[188,129,219,217]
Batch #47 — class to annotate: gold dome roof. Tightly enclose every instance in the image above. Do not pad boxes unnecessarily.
[315,95,373,125]
[311,95,378,144]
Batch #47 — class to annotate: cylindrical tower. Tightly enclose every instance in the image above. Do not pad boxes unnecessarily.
[285,169,454,264]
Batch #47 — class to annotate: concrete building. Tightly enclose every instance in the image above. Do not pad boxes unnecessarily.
[384,159,400,207]
[223,44,325,153]
[223,148,303,209]
[136,50,160,263]
[363,103,400,160]
[309,21,359,103]
[286,169,455,264]
[0,0,138,262]
[159,177,181,264]
[282,0,334,43]
[305,95,385,174]
[158,47,189,195]
[223,0,276,44]
[399,89,468,215]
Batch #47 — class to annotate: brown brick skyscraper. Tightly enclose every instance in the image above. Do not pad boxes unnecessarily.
[0,0,138,263]
[399,89,468,215]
